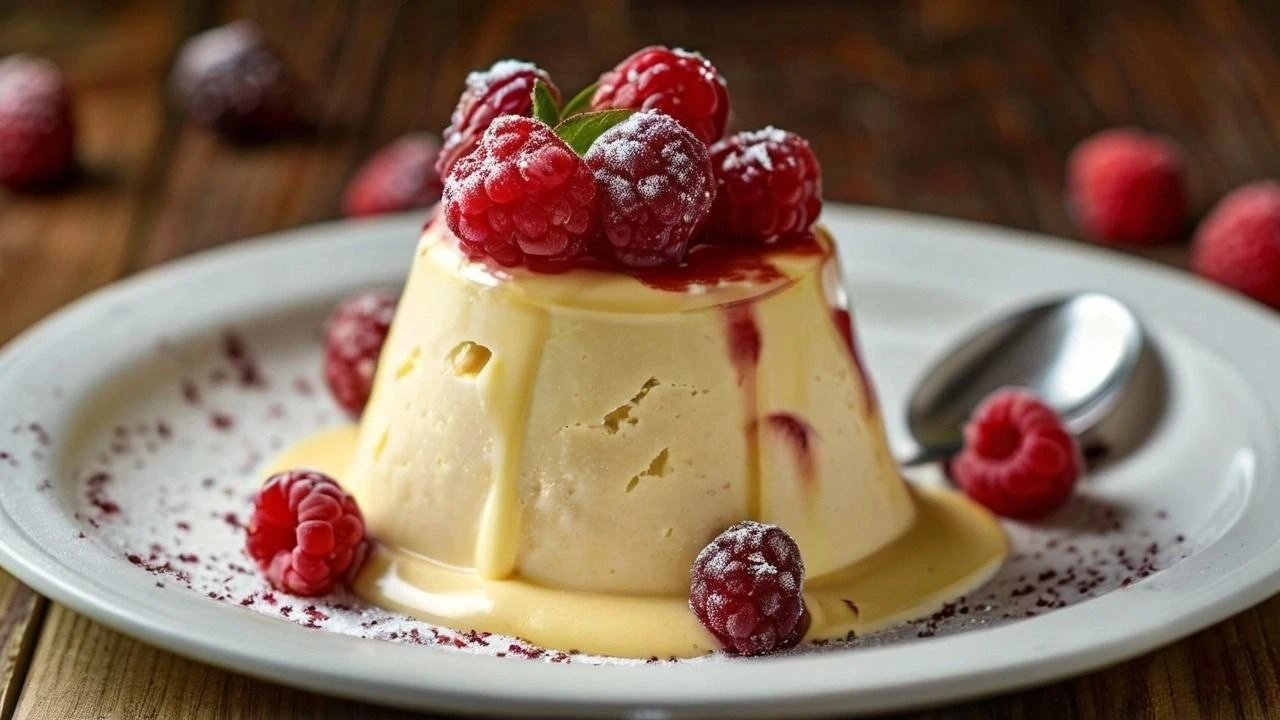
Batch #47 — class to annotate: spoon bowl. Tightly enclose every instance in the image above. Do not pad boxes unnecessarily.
[901,293,1165,467]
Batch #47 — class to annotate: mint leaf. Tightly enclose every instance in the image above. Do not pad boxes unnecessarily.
[530,79,560,126]
[554,109,634,155]
[559,81,599,119]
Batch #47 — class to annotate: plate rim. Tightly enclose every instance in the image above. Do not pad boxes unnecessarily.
[1,204,1279,717]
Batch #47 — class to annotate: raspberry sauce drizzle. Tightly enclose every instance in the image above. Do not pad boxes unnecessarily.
[444,217,825,293]
[723,303,763,517]
[763,413,818,487]
[833,308,878,416]
[632,232,822,292]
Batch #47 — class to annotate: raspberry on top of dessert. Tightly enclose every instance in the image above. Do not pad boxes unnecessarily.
[434,46,825,282]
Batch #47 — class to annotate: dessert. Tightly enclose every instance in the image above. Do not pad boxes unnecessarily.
[268,48,1008,658]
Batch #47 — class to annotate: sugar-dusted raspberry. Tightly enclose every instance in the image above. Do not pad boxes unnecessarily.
[591,46,728,146]
[1066,127,1187,246]
[0,54,76,189]
[443,115,595,267]
[689,520,807,655]
[170,21,306,142]
[342,133,442,217]
[324,291,397,415]
[1190,181,1280,309]
[585,110,714,267]
[436,60,558,178]
[704,127,822,245]
[950,388,1081,520]
[246,470,368,597]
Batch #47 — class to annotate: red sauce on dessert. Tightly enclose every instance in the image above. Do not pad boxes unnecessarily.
[631,231,822,292]
[723,303,763,515]
[763,412,818,486]
[443,218,827,294]
[723,304,762,378]
[833,308,878,416]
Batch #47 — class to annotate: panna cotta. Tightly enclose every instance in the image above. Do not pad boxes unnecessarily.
[353,220,912,592]
[272,220,1007,657]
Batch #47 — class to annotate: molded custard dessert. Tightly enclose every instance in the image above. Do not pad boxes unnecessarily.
[360,220,908,591]
[266,48,1007,659]
[275,220,1007,658]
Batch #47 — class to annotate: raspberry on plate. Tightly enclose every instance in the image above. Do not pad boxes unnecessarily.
[585,110,714,267]
[950,388,1081,520]
[0,55,76,189]
[437,60,558,178]
[442,115,596,267]
[170,21,306,142]
[246,470,368,597]
[591,46,729,146]
[704,127,822,245]
[690,520,807,655]
[1190,181,1280,310]
[324,291,398,415]
[342,133,442,217]
[1066,127,1187,246]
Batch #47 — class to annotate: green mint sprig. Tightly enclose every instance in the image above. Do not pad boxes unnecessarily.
[559,81,599,119]
[530,79,561,126]
[529,80,631,155]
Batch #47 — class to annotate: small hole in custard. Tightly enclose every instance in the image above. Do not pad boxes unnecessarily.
[447,341,492,378]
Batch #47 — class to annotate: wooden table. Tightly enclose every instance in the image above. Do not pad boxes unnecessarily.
[1,1,1278,717]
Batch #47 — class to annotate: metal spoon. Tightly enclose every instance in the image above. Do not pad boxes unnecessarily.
[899,292,1166,467]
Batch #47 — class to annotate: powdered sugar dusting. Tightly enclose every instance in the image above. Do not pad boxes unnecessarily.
[721,127,792,175]
[464,59,540,96]
[0,55,69,130]
[437,59,554,179]
[696,520,802,584]
[172,20,263,85]
[586,110,714,266]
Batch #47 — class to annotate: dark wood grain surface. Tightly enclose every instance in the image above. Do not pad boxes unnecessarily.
[1,1,1279,717]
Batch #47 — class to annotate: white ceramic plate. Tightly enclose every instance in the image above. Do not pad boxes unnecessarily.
[1,205,1279,718]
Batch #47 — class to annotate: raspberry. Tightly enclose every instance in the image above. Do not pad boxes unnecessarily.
[1066,127,1187,245]
[246,470,368,597]
[442,115,595,267]
[0,55,76,189]
[1191,181,1280,309]
[342,133,442,217]
[950,389,1081,520]
[689,521,806,655]
[171,21,306,142]
[704,127,822,244]
[585,110,714,267]
[324,291,397,414]
[436,60,558,178]
[591,46,728,146]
